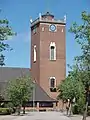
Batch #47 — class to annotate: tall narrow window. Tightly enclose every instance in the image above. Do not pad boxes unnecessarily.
[33,26,37,34]
[50,42,56,60]
[34,45,36,62]
[49,77,56,92]
[51,78,55,88]
[51,46,54,60]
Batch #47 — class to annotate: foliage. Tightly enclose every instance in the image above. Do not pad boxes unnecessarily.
[72,103,79,114]
[69,12,90,117]
[0,108,13,115]
[57,70,86,115]
[0,14,16,66]
[0,54,5,66]
[57,75,85,103]
[0,94,4,101]
[0,94,4,107]
[4,102,14,109]
[77,95,86,113]
[60,11,90,117]
[7,76,33,107]
[87,106,90,116]
[69,11,90,87]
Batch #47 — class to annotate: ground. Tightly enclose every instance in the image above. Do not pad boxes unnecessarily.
[0,112,90,120]
[70,115,90,120]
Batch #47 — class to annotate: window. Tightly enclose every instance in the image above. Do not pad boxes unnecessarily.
[51,46,54,60]
[33,26,37,34]
[49,77,56,92]
[50,77,56,88]
[51,78,55,88]
[50,42,56,60]
[34,45,36,62]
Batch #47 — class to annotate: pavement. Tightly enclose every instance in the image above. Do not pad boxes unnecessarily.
[69,115,90,120]
[0,112,90,120]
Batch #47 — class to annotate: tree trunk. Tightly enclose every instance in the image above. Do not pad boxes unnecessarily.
[17,106,21,115]
[66,100,70,115]
[61,100,64,112]
[66,108,69,115]
[23,106,25,114]
[82,102,88,120]
[69,102,72,116]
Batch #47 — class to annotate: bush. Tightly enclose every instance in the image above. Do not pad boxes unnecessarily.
[72,104,79,114]
[0,108,13,115]
[87,106,90,116]
[4,102,14,108]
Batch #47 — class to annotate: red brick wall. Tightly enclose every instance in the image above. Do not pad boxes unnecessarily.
[31,24,40,84]
[39,23,66,99]
[31,15,66,99]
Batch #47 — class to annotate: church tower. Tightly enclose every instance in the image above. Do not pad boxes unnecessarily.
[31,12,66,99]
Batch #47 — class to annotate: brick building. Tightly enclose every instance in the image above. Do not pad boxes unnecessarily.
[0,12,66,111]
[31,12,66,100]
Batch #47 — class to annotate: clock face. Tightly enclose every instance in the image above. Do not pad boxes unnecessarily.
[50,24,56,32]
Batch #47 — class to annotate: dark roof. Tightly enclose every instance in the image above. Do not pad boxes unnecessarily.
[30,82,56,102]
[0,67,57,102]
[0,67,30,83]
[0,67,30,100]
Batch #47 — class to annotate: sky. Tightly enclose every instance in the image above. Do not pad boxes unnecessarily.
[0,0,90,75]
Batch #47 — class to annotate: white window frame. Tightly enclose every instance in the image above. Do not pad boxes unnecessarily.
[49,77,56,88]
[50,42,56,60]
[34,45,36,62]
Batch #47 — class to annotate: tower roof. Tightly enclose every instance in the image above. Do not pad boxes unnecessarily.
[42,12,54,18]
[30,12,66,27]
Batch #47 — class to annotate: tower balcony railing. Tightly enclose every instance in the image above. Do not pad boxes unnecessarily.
[31,17,66,27]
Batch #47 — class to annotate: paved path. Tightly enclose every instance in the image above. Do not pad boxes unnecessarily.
[0,112,90,120]
[0,112,70,120]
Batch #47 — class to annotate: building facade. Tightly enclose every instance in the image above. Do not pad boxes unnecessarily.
[31,12,66,100]
[0,12,66,111]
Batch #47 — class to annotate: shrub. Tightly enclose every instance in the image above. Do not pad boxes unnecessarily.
[87,106,90,116]
[72,104,79,114]
[0,108,13,115]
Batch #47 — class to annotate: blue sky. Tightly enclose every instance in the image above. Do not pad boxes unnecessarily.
[0,0,90,75]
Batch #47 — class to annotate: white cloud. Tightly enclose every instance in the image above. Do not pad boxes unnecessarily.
[7,31,31,43]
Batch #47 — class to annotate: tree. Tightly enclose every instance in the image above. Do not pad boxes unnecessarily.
[7,76,33,115]
[57,72,85,115]
[0,54,5,66]
[0,16,16,66]
[69,11,90,86]
[69,11,90,119]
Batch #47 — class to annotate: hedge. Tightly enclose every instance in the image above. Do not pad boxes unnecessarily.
[0,108,13,115]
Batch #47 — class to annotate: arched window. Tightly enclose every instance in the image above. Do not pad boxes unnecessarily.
[49,77,56,88]
[50,42,56,60]
[51,78,55,88]
[34,45,36,62]
[49,77,57,92]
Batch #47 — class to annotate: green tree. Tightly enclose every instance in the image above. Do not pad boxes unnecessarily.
[69,11,90,86]
[7,76,33,115]
[69,11,90,120]
[0,54,5,66]
[57,73,85,115]
[0,16,16,66]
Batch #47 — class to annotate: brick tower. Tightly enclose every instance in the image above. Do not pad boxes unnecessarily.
[31,12,66,99]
